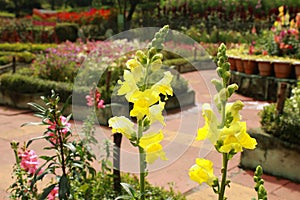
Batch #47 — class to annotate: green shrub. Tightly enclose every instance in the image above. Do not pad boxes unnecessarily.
[0,55,11,65]
[0,43,56,53]
[0,74,75,102]
[55,23,79,42]
[72,172,186,200]
[0,51,35,64]
[260,82,300,145]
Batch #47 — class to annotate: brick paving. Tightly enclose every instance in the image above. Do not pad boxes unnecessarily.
[0,69,300,199]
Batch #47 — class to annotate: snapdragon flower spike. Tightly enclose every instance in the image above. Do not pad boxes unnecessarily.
[110,26,172,165]
[47,116,71,144]
[86,87,105,109]
[18,149,39,175]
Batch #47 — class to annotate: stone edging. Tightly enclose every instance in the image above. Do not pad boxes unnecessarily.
[240,128,300,183]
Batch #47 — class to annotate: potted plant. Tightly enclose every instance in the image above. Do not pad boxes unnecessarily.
[272,58,293,79]
[242,55,259,75]
[255,56,274,77]
[293,60,300,79]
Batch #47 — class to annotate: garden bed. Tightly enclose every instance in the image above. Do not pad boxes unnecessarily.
[240,128,300,183]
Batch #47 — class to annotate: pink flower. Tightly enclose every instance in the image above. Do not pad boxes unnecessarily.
[86,88,105,109]
[47,186,58,200]
[47,116,71,144]
[97,99,105,109]
[18,149,39,175]
[85,95,94,107]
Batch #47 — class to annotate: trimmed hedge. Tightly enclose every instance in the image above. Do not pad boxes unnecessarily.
[0,74,89,104]
[0,43,56,53]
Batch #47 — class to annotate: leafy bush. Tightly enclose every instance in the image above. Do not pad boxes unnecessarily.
[55,23,79,42]
[0,55,11,65]
[71,172,186,200]
[0,74,76,103]
[0,43,56,53]
[260,82,300,144]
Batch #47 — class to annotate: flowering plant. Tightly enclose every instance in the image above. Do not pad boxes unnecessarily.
[270,6,300,57]
[108,25,172,200]
[188,44,266,200]
[8,90,100,199]
[250,6,300,58]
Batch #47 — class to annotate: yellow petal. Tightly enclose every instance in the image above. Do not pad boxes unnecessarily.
[139,131,167,164]
[226,100,244,122]
[151,71,173,98]
[148,101,165,125]
[118,70,138,100]
[108,116,135,139]
[129,89,160,120]
[197,104,220,144]
[139,131,164,148]
[189,158,216,186]
[144,143,167,164]
[126,59,142,70]
[151,59,162,71]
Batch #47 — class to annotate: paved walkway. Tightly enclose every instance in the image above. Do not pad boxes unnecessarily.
[0,70,300,199]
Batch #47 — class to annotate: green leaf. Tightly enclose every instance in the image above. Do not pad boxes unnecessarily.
[39,155,56,161]
[30,162,51,189]
[21,121,44,127]
[120,182,136,197]
[38,184,56,200]
[59,174,70,199]
[115,195,134,200]
[64,143,76,153]
[28,102,46,113]
[26,135,48,148]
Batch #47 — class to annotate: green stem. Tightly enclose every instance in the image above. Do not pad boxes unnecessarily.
[12,147,25,187]
[143,61,150,90]
[219,153,229,200]
[220,101,226,128]
[137,119,146,200]
[139,146,146,200]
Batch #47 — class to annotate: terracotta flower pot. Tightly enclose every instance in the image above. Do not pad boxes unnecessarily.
[257,59,273,77]
[294,62,300,79]
[228,56,237,71]
[243,59,258,75]
[235,58,244,72]
[273,60,293,79]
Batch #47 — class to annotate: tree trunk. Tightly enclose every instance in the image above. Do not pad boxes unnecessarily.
[113,133,122,194]
[124,0,139,30]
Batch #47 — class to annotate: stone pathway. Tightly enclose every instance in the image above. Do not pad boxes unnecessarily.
[1,70,300,199]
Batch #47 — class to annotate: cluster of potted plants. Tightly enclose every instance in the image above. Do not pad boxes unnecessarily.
[228,6,300,79]
[228,52,300,79]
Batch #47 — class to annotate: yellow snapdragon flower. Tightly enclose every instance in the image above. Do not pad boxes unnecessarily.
[196,103,219,144]
[219,122,257,153]
[279,6,284,17]
[151,71,173,99]
[139,131,167,164]
[108,116,135,139]
[197,101,257,153]
[189,158,216,186]
[126,58,143,70]
[129,89,160,120]
[117,70,138,100]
